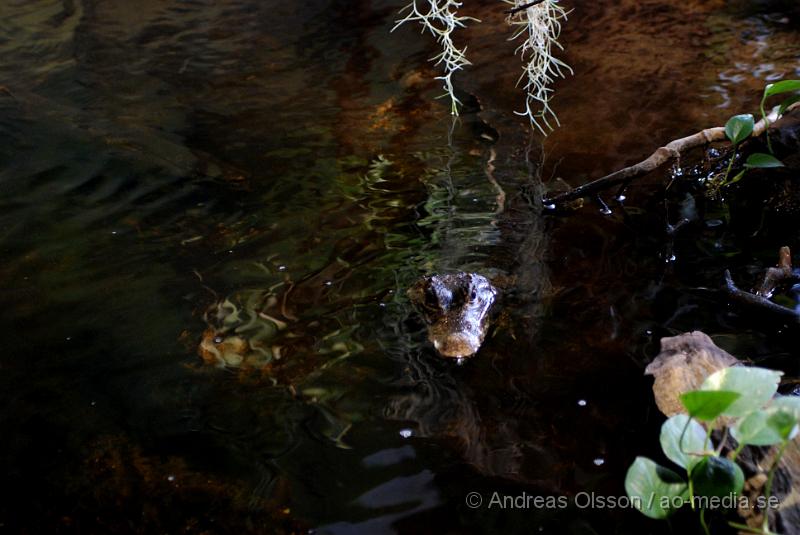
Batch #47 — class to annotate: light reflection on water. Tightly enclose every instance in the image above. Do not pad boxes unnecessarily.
[0,0,798,533]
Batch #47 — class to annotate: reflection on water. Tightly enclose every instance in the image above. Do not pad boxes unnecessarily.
[1,0,798,533]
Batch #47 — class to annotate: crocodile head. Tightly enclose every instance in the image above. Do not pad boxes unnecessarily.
[408,273,498,358]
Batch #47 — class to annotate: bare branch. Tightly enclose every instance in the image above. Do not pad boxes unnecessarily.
[505,0,547,15]
[756,246,798,298]
[543,104,797,207]
[724,269,800,323]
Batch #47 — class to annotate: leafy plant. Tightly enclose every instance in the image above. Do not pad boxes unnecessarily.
[704,80,799,192]
[625,366,798,535]
[723,151,784,187]
[759,80,800,154]
[719,113,783,187]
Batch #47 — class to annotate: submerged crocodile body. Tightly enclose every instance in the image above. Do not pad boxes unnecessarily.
[376,100,559,485]
[407,272,498,358]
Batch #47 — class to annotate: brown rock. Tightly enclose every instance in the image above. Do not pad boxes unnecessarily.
[644,331,740,416]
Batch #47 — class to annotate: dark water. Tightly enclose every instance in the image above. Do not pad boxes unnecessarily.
[1,0,799,533]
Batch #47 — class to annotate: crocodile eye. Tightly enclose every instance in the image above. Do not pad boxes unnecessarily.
[424,285,439,309]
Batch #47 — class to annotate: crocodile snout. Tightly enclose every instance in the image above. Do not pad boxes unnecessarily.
[432,331,482,358]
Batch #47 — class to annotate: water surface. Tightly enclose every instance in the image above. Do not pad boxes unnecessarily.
[1,1,799,533]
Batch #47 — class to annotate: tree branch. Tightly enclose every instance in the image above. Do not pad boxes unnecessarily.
[724,269,800,323]
[756,246,799,298]
[505,0,547,15]
[542,105,793,207]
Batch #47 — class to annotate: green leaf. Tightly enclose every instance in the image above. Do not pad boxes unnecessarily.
[732,408,797,446]
[660,414,712,470]
[744,153,784,169]
[725,114,754,145]
[690,456,745,499]
[625,457,689,519]
[770,395,800,420]
[767,397,800,441]
[764,80,800,99]
[779,94,800,115]
[701,367,783,417]
[680,390,741,421]
[767,409,798,441]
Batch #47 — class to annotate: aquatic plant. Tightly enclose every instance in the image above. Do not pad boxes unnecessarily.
[625,366,799,535]
[715,113,780,189]
[713,94,795,192]
[706,82,799,191]
[392,1,571,133]
[760,80,800,154]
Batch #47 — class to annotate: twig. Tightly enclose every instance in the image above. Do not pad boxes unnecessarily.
[505,0,547,15]
[0,85,17,99]
[756,246,798,297]
[543,104,796,207]
[594,194,611,215]
[666,217,690,236]
[723,270,800,323]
